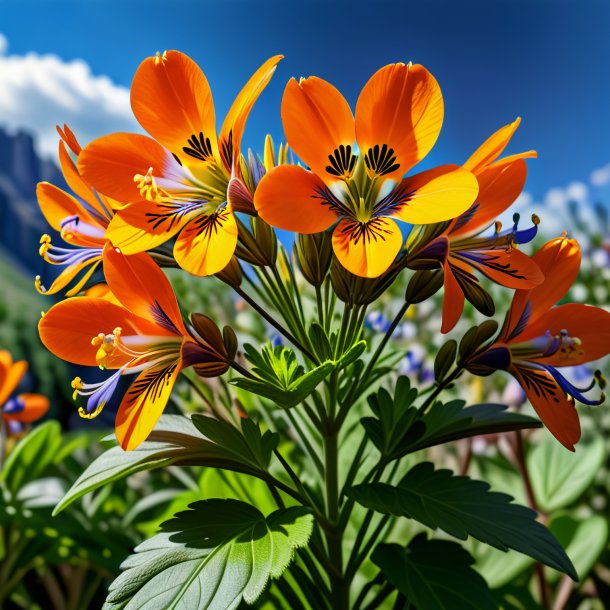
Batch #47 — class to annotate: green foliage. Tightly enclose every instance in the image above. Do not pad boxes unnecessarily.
[372,535,496,610]
[361,378,541,462]
[104,500,313,610]
[349,462,577,579]
[528,434,606,513]
[55,415,272,515]
[231,343,334,408]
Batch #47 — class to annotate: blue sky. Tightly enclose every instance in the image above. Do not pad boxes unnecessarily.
[1,0,610,209]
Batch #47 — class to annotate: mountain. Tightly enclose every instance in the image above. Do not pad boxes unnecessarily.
[0,126,65,274]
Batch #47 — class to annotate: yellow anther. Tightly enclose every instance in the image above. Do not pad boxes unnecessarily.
[155,51,168,65]
[91,333,106,347]
[113,327,122,338]
[134,167,160,201]
[91,329,121,368]
[78,404,105,419]
[39,234,52,258]
[34,275,47,294]
[71,377,83,400]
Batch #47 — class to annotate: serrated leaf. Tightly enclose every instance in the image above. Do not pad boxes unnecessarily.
[191,415,278,470]
[528,434,606,512]
[349,462,577,579]
[231,361,334,408]
[54,415,261,515]
[2,420,62,494]
[372,536,496,610]
[104,500,313,610]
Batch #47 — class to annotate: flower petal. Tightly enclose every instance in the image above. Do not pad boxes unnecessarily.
[505,236,581,338]
[10,394,50,423]
[452,247,543,290]
[441,262,465,334]
[450,158,528,238]
[115,360,181,450]
[131,50,219,169]
[255,165,338,233]
[0,358,27,406]
[173,209,238,276]
[78,133,179,203]
[464,117,524,174]
[391,165,479,225]
[219,55,282,170]
[511,364,581,451]
[281,76,355,182]
[105,199,193,254]
[39,297,160,367]
[355,63,443,180]
[519,304,610,367]
[332,217,403,278]
[103,247,186,335]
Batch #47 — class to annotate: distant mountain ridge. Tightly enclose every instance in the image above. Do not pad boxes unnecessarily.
[0,126,65,275]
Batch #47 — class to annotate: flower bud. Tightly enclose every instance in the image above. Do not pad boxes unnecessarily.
[405,269,444,304]
[215,257,243,288]
[295,232,332,286]
[235,216,278,267]
[186,314,238,378]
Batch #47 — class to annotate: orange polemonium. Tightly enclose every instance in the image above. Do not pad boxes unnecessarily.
[38,248,234,450]
[0,351,49,435]
[254,63,479,278]
[78,51,282,276]
[412,118,543,332]
[467,236,610,450]
[36,125,117,296]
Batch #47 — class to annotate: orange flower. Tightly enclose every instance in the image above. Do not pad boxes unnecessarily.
[77,51,282,276]
[0,351,49,435]
[39,248,232,450]
[36,125,118,296]
[410,118,543,332]
[467,237,610,450]
[254,63,479,278]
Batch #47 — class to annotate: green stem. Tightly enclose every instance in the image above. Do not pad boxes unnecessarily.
[417,364,464,415]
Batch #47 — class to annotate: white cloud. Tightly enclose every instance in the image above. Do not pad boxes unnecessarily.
[0,34,139,158]
[590,162,610,187]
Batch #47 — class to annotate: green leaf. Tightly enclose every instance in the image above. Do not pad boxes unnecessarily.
[528,434,606,512]
[349,462,577,579]
[104,500,313,610]
[191,415,279,471]
[412,401,542,451]
[372,536,496,610]
[2,420,62,494]
[336,340,367,370]
[548,514,608,583]
[54,415,262,516]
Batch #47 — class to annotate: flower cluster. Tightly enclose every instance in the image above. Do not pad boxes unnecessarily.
[36,50,610,451]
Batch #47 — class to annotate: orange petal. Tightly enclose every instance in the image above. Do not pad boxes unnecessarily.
[281,76,355,181]
[103,247,186,335]
[441,262,465,334]
[105,200,192,254]
[506,237,581,337]
[173,209,238,276]
[332,216,403,278]
[464,118,523,174]
[452,247,543,290]
[39,297,160,367]
[450,158,528,238]
[219,55,282,169]
[355,63,443,181]
[511,365,581,451]
[10,394,50,423]
[131,50,219,169]
[0,359,27,406]
[255,165,338,233]
[115,360,181,450]
[392,165,479,225]
[519,304,610,367]
[37,183,99,237]
[78,133,178,203]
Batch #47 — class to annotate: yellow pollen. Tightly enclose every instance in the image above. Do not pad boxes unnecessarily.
[155,51,168,65]
[134,167,160,201]
[39,234,52,258]
[71,376,84,400]
[78,405,105,420]
[91,328,122,368]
